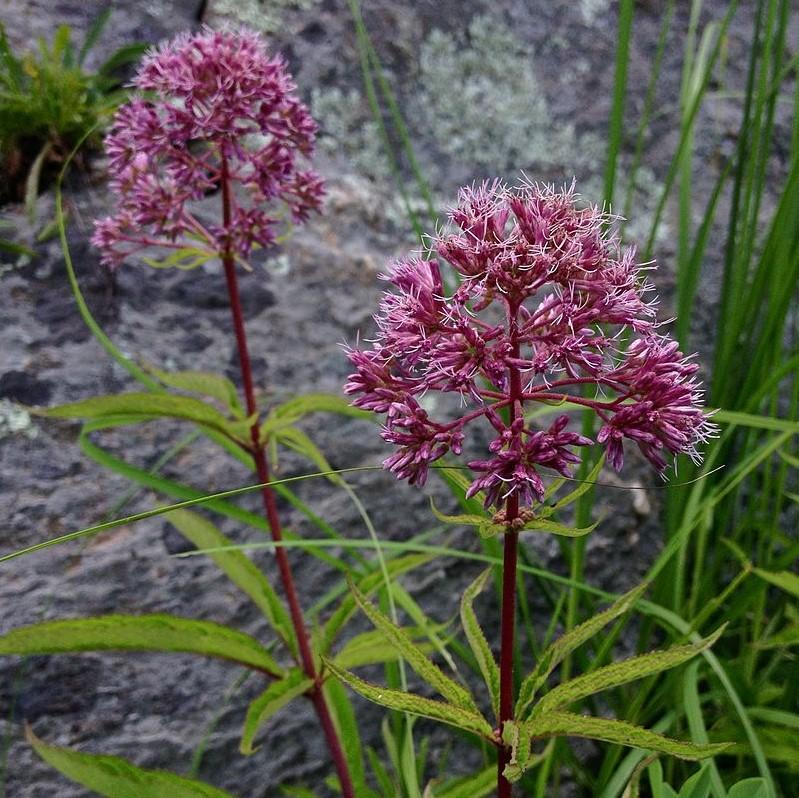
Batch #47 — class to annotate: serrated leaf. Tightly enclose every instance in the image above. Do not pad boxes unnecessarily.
[477,520,508,538]
[147,367,244,418]
[41,392,252,442]
[240,669,313,754]
[428,766,495,797]
[429,497,489,529]
[166,509,295,655]
[726,778,768,798]
[350,581,480,714]
[460,568,500,719]
[530,627,724,718]
[27,727,238,798]
[520,517,598,537]
[502,714,730,782]
[502,717,535,783]
[333,628,433,670]
[516,582,647,717]
[320,554,432,652]
[323,659,494,740]
[0,614,283,676]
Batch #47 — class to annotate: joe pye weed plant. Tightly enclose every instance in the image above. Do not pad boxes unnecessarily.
[0,21,748,798]
[340,180,728,796]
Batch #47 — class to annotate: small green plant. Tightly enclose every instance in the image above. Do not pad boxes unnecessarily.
[0,11,143,210]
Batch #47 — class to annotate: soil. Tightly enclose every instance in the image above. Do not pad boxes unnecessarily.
[0,1,792,796]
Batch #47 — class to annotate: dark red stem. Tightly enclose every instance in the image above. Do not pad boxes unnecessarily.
[498,303,523,798]
[220,156,355,798]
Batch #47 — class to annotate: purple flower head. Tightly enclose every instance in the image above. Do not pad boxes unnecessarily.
[92,27,324,269]
[345,180,717,509]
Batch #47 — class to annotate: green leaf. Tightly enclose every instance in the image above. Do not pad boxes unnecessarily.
[460,568,500,719]
[520,516,599,537]
[97,42,149,76]
[530,627,724,718]
[324,677,374,798]
[0,614,283,676]
[320,553,432,652]
[676,767,712,798]
[333,628,433,670]
[261,393,371,437]
[502,717,536,783]
[323,659,494,740]
[240,669,313,754]
[166,509,295,654]
[726,779,768,798]
[280,787,318,798]
[274,426,340,484]
[147,368,244,418]
[27,727,239,798]
[350,581,480,714]
[141,246,214,271]
[41,392,253,442]
[0,236,36,258]
[428,766,495,797]
[547,454,606,513]
[516,582,647,717]
[751,566,799,599]
[502,714,730,782]
[429,498,489,529]
[77,7,111,65]
[712,409,799,434]
[24,142,51,223]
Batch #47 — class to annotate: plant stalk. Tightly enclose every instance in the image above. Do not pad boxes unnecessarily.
[498,305,523,798]
[220,157,355,798]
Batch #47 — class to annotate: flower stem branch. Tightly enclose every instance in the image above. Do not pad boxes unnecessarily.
[220,158,355,798]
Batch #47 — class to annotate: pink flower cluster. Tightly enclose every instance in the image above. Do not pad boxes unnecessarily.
[345,180,717,508]
[92,28,324,269]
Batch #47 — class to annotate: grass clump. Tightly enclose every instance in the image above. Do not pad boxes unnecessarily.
[0,13,142,207]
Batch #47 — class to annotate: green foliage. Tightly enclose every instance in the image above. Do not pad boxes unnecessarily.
[425,766,495,797]
[460,569,500,719]
[348,581,479,714]
[27,727,238,798]
[503,715,729,784]
[0,614,284,676]
[323,658,494,740]
[0,13,143,203]
[166,509,296,653]
[516,583,648,718]
[40,391,255,444]
[240,669,314,754]
[530,627,724,718]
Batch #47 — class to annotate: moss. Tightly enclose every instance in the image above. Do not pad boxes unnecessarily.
[311,86,390,182]
[579,0,612,25]
[0,399,37,440]
[309,14,667,247]
[210,0,320,33]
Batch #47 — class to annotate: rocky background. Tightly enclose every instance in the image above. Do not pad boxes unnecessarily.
[0,1,794,796]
